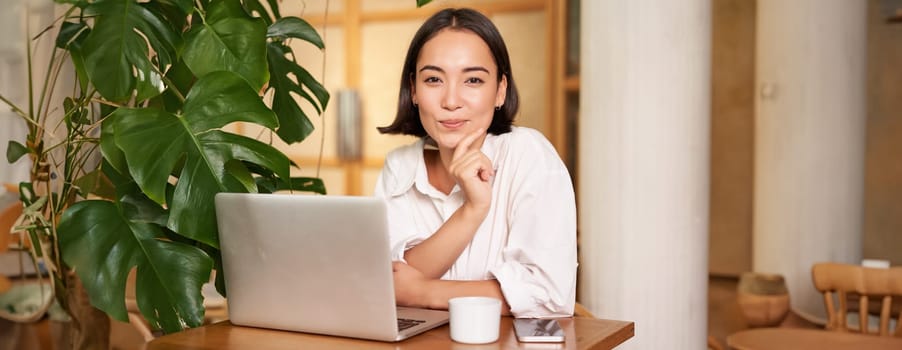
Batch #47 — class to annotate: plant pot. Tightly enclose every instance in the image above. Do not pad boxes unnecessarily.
[56,272,110,350]
[0,274,109,349]
[736,272,790,327]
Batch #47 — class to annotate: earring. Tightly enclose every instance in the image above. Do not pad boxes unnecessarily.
[495,105,501,111]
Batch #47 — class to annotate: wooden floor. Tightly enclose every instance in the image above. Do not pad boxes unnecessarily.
[2,275,821,350]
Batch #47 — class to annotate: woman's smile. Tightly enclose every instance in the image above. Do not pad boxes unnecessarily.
[439,119,468,129]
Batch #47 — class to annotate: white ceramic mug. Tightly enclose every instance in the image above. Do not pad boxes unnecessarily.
[448,296,502,344]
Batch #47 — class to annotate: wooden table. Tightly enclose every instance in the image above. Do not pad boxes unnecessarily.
[146,317,634,350]
[727,328,902,350]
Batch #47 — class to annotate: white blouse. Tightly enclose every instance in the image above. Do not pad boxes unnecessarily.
[374,126,577,317]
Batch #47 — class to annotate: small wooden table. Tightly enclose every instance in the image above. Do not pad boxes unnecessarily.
[727,328,902,350]
[146,317,634,350]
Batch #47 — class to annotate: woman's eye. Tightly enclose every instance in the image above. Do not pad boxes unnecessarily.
[465,77,485,84]
[424,77,441,84]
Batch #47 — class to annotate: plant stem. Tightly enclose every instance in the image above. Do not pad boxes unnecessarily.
[0,95,34,125]
[159,72,186,103]
[35,28,59,124]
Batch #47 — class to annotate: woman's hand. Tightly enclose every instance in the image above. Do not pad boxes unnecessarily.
[448,128,494,212]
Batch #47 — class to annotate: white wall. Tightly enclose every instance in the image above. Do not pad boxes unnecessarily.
[0,0,33,185]
[0,0,64,187]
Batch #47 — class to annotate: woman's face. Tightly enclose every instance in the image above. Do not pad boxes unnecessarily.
[412,29,507,151]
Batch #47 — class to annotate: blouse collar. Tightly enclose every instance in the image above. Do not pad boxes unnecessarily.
[387,133,500,197]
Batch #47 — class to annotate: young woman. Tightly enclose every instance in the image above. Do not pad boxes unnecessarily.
[375,8,576,318]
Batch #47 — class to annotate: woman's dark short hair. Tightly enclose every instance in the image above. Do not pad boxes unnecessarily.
[377,8,519,137]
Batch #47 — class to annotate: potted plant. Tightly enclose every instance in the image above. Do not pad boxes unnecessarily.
[2,0,329,348]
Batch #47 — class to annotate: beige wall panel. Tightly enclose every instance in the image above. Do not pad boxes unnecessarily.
[708,0,755,276]
[361,167,382,196]
[242,25,346,161]
[361,0,505,12]
[281,0,344,16]
[361,0,422,12]
[492,11,547,134]
[287,24,346,159]
[360,20,421,159]
[864,0,902,265]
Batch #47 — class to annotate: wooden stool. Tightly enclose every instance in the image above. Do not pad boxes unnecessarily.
[1,183,23,247]
[737,272,790,327]
[0,191,22,294]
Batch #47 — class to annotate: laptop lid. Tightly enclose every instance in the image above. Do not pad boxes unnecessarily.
[214,193,447,341]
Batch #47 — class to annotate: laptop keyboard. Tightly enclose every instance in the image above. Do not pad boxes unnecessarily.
[397,318,426,331]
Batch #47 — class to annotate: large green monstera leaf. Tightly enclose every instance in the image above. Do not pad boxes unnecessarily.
[58,197,213,333]
[183,0,270,91]
[109,71,290,247]
[266,17,330,143]
[80,0,183,102]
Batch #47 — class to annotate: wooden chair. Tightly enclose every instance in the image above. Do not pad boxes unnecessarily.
[574,302,596,318]
[811,262,902,337]
[707,335,724,350]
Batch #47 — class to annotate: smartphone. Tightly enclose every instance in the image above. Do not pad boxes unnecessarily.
[513,318,565,343]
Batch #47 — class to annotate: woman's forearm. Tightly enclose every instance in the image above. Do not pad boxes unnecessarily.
[416,279,511,316]
[402,203,488,278]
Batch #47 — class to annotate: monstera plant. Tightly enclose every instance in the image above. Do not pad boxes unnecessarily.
[2,0,329,348]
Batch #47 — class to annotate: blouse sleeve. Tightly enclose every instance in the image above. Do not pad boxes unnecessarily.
[488,131,578,317]
[374,150,426,263]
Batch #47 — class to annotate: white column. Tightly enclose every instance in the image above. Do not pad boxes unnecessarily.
[0,0,29,185]
[578,1,711,349]
[0,0,64,186]
[754,0,867,322]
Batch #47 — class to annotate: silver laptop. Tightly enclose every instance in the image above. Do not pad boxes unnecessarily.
[214,193,449,341]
